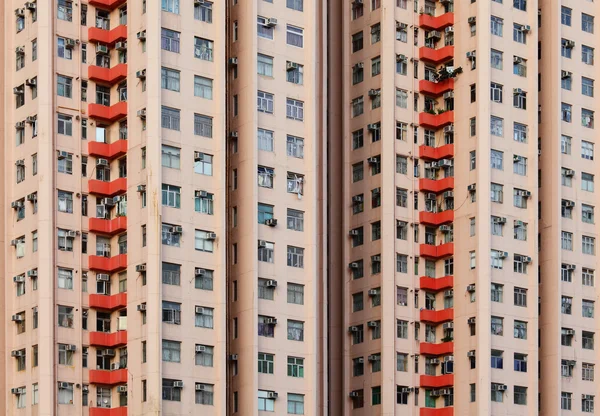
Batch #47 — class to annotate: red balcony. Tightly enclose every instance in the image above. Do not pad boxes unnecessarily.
[420,374,454,388]
[88,140,128,160]
[88,64,128,85]
[419,177,454,194]
[90,331,127,348]
[419,46,454,64]
[88,101,128,123]
[419,144,454,161]
[420,308,454,324]
[419,79,454,97]
[420,243,454,259]
[419,111,454,129]
[89,254,128,273]
[420,276,454,292]
[88,0,127,10]
[88,177,128,197]
[419,13,454,30]
[420,341,454,356]
[89,292,128,311]
[88,25,127,45]
[89,216,128,236]
[90,407,128,416]
[420,408,453,416]
[89,368,128,385]
[419,210,454,226]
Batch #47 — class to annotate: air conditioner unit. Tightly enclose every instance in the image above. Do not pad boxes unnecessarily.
[443,91,454,100]
[267,391,278,399]
[367,123,379,131]
[58,382,70,389]
[521,190,532,198]
[11,350,24,357]
[195,306,205,315]
[513,56,524,64]
[425,193,437,200]
[430,358,440,365]
[444,289,454,297]
[136,264,147,272]
[352,195,363,203]
[173,381,184,388]
[285,62,300,72]
[171,226,183,234]
[368,89,380,97]
[206,232,217,240]
[67,230,78,238]
[137,303,146,312]
[58,151,70,160]
[96,158,109,167]
[467,283,476,292]
[348,326,359,332]
[265,317,277,325]
[15,46,25,56]
[444,355,454,362]
[102,349,116,356]
[26,116,36,124]
[514,88,524,94]
[10,240,18,247]
[25,2,36,10]
[137,31,147,40]
[195,268,206,277]
[96,274,110,282]
[258,240,267,248]
[111,363,121,370]
[563,200,575,208]
[265,18,278,27]
[563,169,575,177]
[427,31,442,39]
[11,387,23,395]
[27,269,37,278]
[354,62,364,70]
[195,345,207,353]
[26,193,36,203]
[11,201,20,209]
[117,385,128,393]
[194,151,204,161]
[115,41,127,51]
[13,87,24,95]
[445,26,454,33]
[372,255,381,262]
[136,69,146,79]
[443,322,454,330]
[137,185,146,193]
[466,51,476,59]
[229,131,239,138]
[25,78,37,87]
[440,225,452,233]
[137,108,147,119]
[493,217,506,224]
[15,8,25,17]
[396,54,407,62]
[349,229,360,236]
[565,264,576,271]
[266,279,277,288]
[11,314,23,322]
[467,184,476,192]
[523,256,532,263]
[431,390,441,397]
[439,159,453,168]
[524,25,531,32]
[229,354,239,361]
[349,391,360,398]
[497,384,508,391]
[66,344,77,352]
[367,157,379,164]
[265,218,277,227]
[440,388,451,395]
[14,276,25,284]
[565,40,575,48]
[368,289,379,296]
[561,70,572,79]
[348,262,359,269]
[352,0,364,5]
[443,191,454,199]
[101,198,115,207]
[96,44,109,54]
[499,251,508,259]
[367,321,378,328]
[565,329,575,336]
[368,354,380,362]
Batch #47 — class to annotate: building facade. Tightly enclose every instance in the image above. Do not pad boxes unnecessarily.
[1,0,599,415]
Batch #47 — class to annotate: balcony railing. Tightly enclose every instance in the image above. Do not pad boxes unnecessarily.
[420,276,454,292]
[88,101,128,123]
[88,0,128,11]
[89,292,127,311]
[89,253,127,273]
[90,330,127,347]
[88,25,127,45]
[89,368,128,385]
[88,64,128,85]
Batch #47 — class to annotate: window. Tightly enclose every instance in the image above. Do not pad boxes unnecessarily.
[189,153,211,175]
[514,0,526,10]
[288,356,304,378]
[257,54,274,77]
[287,25,304,47]
[352,31,364,52]
[57,75,72,98]
[583,300,595,318]
[162,379,182,402]
[161,106,180,131]
[257,16,274,39]
[582,363,595,381]
[490,116,503,137]
[57,191,73,213]
[582,45,595,65]
[491,16,504,36]
[491,350,504,369]
[57,38,73,60]
[562,296,573,314]
[58,382,74,404]
[194,76,213,100]
[514,386,527,405]
[583,13,594,33]
[57,114,73,136]
[161,28,181,53]
[287,283,304,305]
[514,353,528,372]
[257,91,274,113]
[58,306,74,328]
[352,292,364,312]
[583,78,594,97]
[561,6,572,25]
[490,150,503,170]
[562,392,572,410]
[195,306,214,328]
[491,316,504,336]
[514,320,527,339]
[162,262,181,286]
[256,128,275,152]
[162,301,181,324]
[258,278,275,300]
[194,1,213,22]
[397,320,408,339]
[258,353,274,374]
[161,67,180,92]
[287,246,304,268]
[583,395,595,413]
[258,390,275,412]
[258,241,275,263]
[194,344,214,367]
[162,0,180,13]
[490,82,503,103]
[57,268,74,289]
[513,23,527,44]
[491,49,503,69]
[583,235,596,255]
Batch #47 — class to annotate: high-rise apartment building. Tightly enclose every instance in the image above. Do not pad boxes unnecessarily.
[1,0,598,415]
